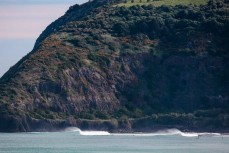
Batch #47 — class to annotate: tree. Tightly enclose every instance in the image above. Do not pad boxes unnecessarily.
[113,22,130,36]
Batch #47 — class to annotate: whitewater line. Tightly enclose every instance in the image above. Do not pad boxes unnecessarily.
[63,127,226,138]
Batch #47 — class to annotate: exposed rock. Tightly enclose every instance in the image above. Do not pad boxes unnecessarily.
[0,0,228,132]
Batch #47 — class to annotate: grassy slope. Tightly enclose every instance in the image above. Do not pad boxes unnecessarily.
[117,0,209,7]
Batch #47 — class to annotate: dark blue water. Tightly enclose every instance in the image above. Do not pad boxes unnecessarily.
[0,129,228,153]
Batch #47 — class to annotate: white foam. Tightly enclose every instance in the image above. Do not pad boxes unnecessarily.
[79,130,110,136]
[151,129,222,138]
[112,129,198,137]
[64,127,224,138]
[180,132,198,137]
[164,129,199,137]
[64,127,110,136]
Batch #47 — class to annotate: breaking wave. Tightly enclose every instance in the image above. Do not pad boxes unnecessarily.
[64,127,224,137]
[64,127,110,136]
[113,129,224,138]
[113,129,198,137]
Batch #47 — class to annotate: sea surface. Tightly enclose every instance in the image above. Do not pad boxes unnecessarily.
[0,128,228,153]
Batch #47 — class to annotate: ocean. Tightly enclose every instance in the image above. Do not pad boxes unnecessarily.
[0,128,228,153]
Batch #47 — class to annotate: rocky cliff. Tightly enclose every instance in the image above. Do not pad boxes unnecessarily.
[0,0,228,132]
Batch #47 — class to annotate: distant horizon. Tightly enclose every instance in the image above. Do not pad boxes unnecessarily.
[0,0,88,77]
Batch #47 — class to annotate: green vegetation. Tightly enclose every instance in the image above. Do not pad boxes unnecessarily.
[118,0,209,7]
[113,0,228,56]
[0,0,228,132]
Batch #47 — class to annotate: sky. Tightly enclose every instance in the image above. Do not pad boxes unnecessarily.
[0,0,88,77]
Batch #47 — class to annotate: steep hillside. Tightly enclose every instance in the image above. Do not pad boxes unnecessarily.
[0,0,228,132]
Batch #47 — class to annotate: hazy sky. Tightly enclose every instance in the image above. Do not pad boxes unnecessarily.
[0,0,88,77]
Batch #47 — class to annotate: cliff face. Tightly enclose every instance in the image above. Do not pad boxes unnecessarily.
[0,0,229,132]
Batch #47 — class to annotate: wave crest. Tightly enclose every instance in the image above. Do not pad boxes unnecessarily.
[64,127,222,137]
[112,129,197,137]
[64,127,110,136]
